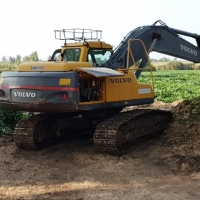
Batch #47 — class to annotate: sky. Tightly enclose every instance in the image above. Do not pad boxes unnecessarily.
[0,0,200,61]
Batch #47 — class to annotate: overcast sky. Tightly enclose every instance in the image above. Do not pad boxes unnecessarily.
[0,0,199,60]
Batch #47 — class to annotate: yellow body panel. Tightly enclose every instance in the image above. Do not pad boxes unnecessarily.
[78,46,89,62]
[105,70,154,102]
[105,77,120,101]
[59,78,71,85]
[18,61,92,71]
[79,100,105,105]
[64,41,112,49]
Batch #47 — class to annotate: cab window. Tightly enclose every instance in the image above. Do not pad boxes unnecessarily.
[50,49,61,61]
[63,48,81,61]
[88,49,111,66]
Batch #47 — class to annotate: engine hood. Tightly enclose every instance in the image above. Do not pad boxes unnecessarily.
[18,61,92,72]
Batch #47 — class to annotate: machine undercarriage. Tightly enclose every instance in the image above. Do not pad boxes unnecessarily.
[14,109,172,155]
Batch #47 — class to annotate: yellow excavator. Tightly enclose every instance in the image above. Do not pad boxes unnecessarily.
[0,20,200,154]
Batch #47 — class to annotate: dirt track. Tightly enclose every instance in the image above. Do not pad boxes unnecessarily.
[0,101,200,200]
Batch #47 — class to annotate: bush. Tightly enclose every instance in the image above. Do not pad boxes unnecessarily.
[0,63,17,72]
[0,109,26,135]
[154,61,195,70]
[194,65,200,70]
[166,61,184,70]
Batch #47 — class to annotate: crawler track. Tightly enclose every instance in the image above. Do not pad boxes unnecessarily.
[94,109,172,155]
[14,114,57,149]
[14,109,172,154]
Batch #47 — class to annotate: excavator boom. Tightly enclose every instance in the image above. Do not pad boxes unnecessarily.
[105,20,200,78]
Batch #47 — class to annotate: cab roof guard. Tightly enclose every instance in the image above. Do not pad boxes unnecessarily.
[54,28,102,43]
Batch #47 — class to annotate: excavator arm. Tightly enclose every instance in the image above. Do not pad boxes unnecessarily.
[105,20,200,78]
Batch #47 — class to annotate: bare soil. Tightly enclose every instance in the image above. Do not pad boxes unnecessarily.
[0,100,200,200]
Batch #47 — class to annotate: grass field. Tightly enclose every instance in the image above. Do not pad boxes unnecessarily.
[139,70,200,102]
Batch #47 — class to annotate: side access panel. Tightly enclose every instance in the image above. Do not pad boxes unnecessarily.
[105,71,133,101]
[105,70,154,102]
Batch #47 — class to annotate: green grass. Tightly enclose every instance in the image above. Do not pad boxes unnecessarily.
[139,70,200,102]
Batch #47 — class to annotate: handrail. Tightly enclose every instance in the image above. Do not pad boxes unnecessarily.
[126,38,154,90]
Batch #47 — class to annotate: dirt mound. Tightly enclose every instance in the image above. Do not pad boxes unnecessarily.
[161,97,200,174]
[173,98,200,125]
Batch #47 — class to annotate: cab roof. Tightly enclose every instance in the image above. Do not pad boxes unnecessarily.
[63,41,113,49]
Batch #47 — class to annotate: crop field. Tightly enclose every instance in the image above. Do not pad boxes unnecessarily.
[139,70,200,102]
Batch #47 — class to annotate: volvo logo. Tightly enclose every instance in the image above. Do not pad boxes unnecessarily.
[110,78,132,83]
[14,92,36,98]
[180,44,197,56]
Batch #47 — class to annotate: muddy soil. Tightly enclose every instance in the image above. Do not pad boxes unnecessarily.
[0,100,200,200]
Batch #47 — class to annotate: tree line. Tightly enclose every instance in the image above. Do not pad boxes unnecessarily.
[0,51,40,72]
[151,58,200,70]
[150,57,171,62]
[1,51,39,64]
[0,54,200,72]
